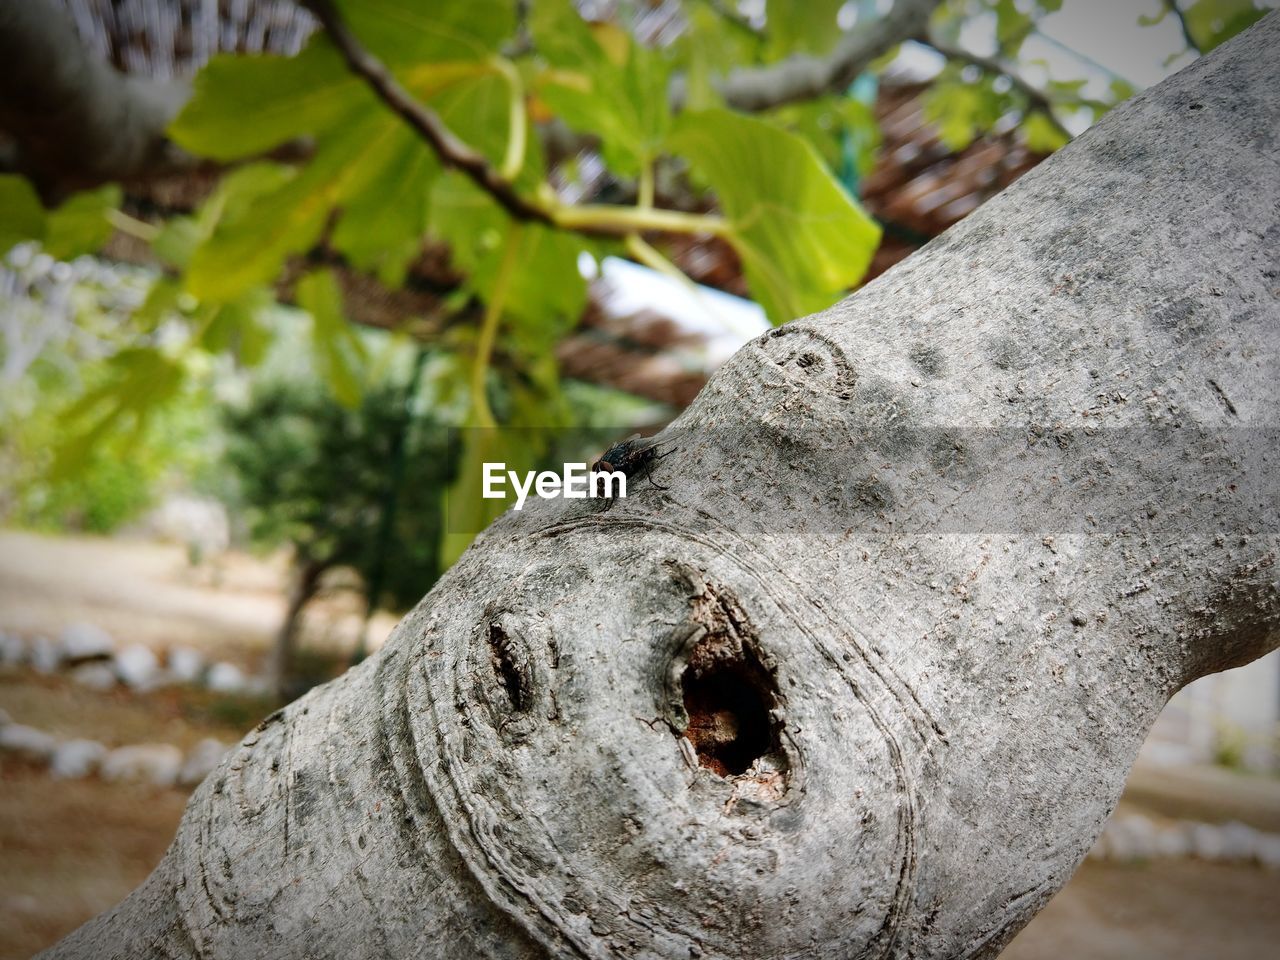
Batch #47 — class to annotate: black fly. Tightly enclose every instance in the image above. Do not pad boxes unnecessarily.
[592,433,677,493]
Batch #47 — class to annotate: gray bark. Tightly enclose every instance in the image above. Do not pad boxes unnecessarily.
[0,1,191,199]
[675,0,942,112]
[42,14,1280,960]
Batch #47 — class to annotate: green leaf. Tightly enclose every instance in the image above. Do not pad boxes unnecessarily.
[0,175,47,254]
[200,291,274,366]
[1109,77,1138,101]
[430,174,588,341]
[679,2,764,110]
[151,216,203,269]
[331,123,437,286]
[170,41,369,161]
[923,80,981,151]
[1183,0,1266,50]
[1045,77,1088,98]
[668,109,881,324]
[297,269,366,408]
[338,0,515,65]
[1022,111,1069,152]
[768,95,881,174]
[994,0,1032,51]
[764,0,843,60]
[531,0,671,175]
[430,69,527,182]
[52,348,185,478]
[44,185,122,259]
[132,277,185,333]
[185,112,385,301]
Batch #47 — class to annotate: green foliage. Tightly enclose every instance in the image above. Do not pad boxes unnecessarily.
[4,0,1117,566]
[0,258,224,534]
[768,95,882,178]
[0,177,47,254]
[1022,111,1069,152]
[1183,0,1268,50]
[51,348,186,476]
[339,0,515,64]
[169,44,368,161]
[764,0,844,60]
[669,109,881,323]
[923,68,1011,152]
[531,1,672,176]
[0,178,121,259]
[430,176,588,342]
[297,269,368,409]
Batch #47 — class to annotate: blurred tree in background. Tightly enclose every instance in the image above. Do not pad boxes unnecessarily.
[223,359,456,698]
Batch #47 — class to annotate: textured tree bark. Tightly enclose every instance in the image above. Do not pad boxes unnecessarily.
[42,15,1279,960]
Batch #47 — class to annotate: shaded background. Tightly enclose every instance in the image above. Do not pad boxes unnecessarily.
[2,1,1277,957]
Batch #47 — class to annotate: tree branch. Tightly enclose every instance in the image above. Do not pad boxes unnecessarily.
[1165,0,1204,53]
[698,0,943,112]
[301,0,728,241]
[920,35,1075,143]
[0,0,194,201]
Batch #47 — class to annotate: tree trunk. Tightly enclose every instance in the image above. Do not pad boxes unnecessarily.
[41,16,1279,960]
[270,558,325,702]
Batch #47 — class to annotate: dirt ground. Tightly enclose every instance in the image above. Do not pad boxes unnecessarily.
[0,529,399,665]
[1,529,1278,959]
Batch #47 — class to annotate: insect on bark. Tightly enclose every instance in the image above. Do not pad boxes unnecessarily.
[591,433,679,494]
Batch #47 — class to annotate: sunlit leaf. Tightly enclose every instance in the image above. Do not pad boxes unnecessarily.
[675,0,768,111]
[764,0,843,60]
[338,0,515,65]
[430,174,587,338]
[52,348,185,478]
[0,175,46,254]
[768,95,881,175]
[44,185,122,259]
[151,216,203,269]
[201,291,275,366]
[170,41,368,161]
[1183,0,1266,50]
[668,109,881,324]
[1022,111,1069,152]
[1110,77,1138,101]
[430,69,525,181]
[297,269,366,408]
[331,124,437,286]
[185,112,388,301]
[531,0,671,175]
[924,80,981,151]
[994,0,1032,51]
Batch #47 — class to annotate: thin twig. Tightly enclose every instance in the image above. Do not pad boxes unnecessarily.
[704,0,763,41]
[1164,0,1202,53]
[701,0,942,112]
[920,35,1074,143]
